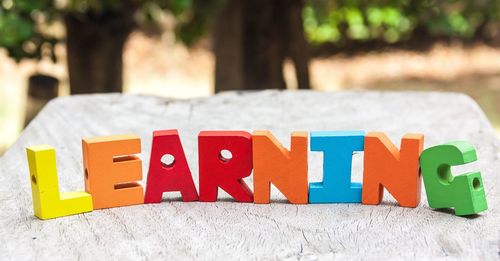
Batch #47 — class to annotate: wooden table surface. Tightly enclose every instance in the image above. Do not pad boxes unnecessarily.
[0,91,498,260]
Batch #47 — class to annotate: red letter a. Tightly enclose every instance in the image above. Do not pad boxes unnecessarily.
[144,130,198,203]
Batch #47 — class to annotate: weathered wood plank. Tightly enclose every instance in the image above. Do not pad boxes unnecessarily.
[0,90,498,260]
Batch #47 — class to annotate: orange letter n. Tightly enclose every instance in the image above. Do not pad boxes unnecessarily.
[362,132,424,208]
[253,131,308,204]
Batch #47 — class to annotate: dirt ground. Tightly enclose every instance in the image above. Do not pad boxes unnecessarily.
[0,32,499,154]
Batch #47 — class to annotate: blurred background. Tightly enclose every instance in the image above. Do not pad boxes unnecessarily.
[1,0,499,155]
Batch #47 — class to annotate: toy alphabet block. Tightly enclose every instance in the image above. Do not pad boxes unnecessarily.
[420,141,487,216]
[25,127,491,220]
[144,130,198,203]
[82,134,144,209]
[26,145,93,219]
[253,131,308,204]
[198,131,253,202]
[309,131,364,203]
[362,133,424,207]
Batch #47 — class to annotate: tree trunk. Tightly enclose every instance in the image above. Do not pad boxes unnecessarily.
[64,5,137,94]
[213,0,244,91]
[241,0,287,90]
[285,0,311,89]
[24,74,59,126]
[214,0,310,92]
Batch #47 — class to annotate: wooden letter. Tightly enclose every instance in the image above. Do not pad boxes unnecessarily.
[362,132,424,207]
[82,134,144,209]
[26,145,93,219]
[198,131,253,202]
[253,131,308,204]
[144,130,198,203]
[309,131,364,203]
[420,141,487,216]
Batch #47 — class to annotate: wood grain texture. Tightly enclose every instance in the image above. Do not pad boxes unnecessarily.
[0,90,498,260]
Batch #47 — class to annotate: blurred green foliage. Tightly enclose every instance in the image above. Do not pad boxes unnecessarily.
[303,0,500,45]
[0,0,57,61]
[1,0,499,62]
[0,0,222,62]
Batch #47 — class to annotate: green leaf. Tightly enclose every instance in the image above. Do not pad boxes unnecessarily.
[0,13,33,47]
